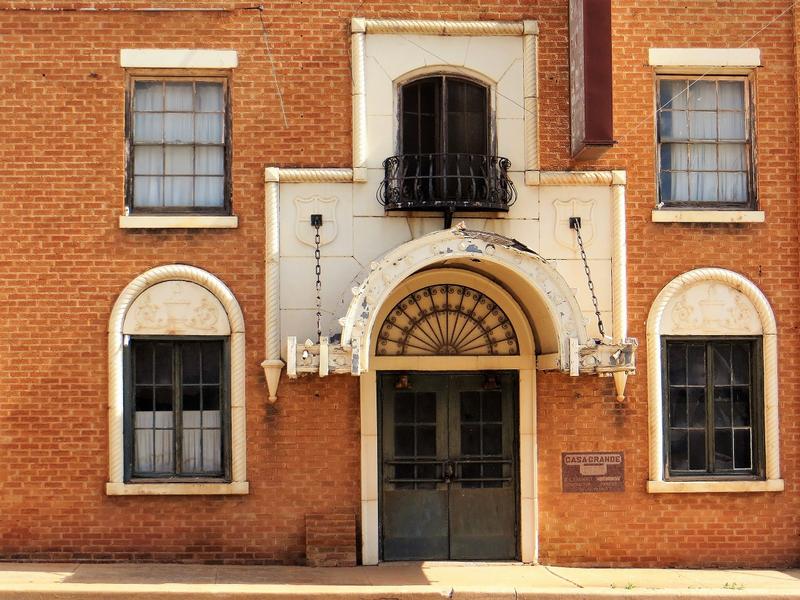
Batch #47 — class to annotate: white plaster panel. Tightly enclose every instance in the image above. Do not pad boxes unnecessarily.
[279,183,353,257]
[406,217,443,240]
[366,35,430,80]
[463,36,522,82]
[409,34,471,69]
[537,186,612,260]
[353,169,388,217]
[484,218,539,251]
[365,115,395,168]
[281,309,346,349]
[280,256,362,313]
[584,310,612,341]
[506,172,539,219]
[661,281,763,336]
[497,59,524,119]
[353,217,412,267]
[365,57,393,117]
[123,280,230,336]
[497,118,526,173]
[552,259,612,316]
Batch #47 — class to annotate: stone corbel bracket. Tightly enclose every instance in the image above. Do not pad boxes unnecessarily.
[286,336,354,378]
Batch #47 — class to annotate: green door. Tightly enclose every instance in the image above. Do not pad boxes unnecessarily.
[380,372,518,561]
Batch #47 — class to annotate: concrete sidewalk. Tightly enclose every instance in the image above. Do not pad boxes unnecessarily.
[1,562,800,599]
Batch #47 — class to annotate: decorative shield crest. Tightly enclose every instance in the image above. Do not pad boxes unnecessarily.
[553,197,595,250]
[294,195,339,247]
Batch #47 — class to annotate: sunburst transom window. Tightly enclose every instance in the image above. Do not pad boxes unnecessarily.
[376,284,519,356]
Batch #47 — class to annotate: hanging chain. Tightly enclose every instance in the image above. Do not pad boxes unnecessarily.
[313,217,323,343]
[570,217,605,339]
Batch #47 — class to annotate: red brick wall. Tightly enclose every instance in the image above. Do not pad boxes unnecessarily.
[0,1,798,566]
[305,512,357,567]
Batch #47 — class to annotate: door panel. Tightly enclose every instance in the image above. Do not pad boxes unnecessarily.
[381,375,449,560]
[380,372,518,561]
[448,373,516,560]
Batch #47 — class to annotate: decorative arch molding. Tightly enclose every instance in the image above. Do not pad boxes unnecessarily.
[106,264,248,496]
[340,226,587,374]
[646,268,783,493]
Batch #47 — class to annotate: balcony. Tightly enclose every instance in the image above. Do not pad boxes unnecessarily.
[377,153,517,226]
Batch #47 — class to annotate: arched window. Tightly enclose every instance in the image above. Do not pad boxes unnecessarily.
[379,75,515,221]
[106,265,247,495]
[646,268,782,493]
[400,76,489,206]
[401,75,489,162]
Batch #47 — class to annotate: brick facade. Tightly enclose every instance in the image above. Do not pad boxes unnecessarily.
[0,1,798,567]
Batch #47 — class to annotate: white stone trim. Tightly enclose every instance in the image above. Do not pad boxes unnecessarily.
[340,227,588,374]
[647,479,784,494]
[120,49,238,69]
[106,482,249,496]
[357,19,525,35]
[648,48,761,69]
[651,210,765,224]
[348,17,539,183]
[119,215,239,229]
[107,264,247,495]
[359,268,538,564]
[646,268,780,491]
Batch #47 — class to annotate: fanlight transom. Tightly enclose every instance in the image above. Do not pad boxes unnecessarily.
[376,284,519,356]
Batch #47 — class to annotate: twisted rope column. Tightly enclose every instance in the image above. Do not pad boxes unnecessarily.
[610,172,628,401]
[278,168,354,183]
[646,268,779,484]
[107,264,247,487]
[351,24,367,173]
[263,175,285,403]
[363,19,524,35]
[538,170,614,186]
[523,21,539,172]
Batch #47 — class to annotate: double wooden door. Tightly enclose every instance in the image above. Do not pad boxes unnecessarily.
[380,372,518,561]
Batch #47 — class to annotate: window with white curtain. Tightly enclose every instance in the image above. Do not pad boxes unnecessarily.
[128,78,229,213]
[127,338,229,480]
[657,77,754,208]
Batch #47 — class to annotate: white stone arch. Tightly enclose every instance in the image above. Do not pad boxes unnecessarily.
[106,264,248,496]
[646,267,783,494]
[341,227,588,374]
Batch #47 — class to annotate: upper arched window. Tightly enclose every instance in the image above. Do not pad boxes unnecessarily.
[379,75,514,221]
[400,75,489,160]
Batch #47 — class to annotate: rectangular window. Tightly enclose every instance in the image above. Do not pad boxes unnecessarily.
[663,338,763,479]
[657,77,754,208]
[127,78,230,214]
[127,338,229,480]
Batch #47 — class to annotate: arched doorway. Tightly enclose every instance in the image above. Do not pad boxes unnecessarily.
[363,268,537,562]
[344,227,591,565]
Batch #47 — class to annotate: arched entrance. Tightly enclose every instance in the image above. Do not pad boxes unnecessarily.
[359,265,544,564]
[335,226,614,564]
[373,269,532,561]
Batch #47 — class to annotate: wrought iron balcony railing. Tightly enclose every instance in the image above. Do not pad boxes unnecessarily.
[377,153,517,222]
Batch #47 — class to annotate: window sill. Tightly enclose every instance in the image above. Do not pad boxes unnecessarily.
[119,215,239,229]
[651,210,765,223]
[106,481,249,496]
[647,479,783,494]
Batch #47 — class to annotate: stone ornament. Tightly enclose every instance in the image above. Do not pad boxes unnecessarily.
[554,197,595,250]
[661,281,762,335]
[293,195,339,246]
[123,280,230,336]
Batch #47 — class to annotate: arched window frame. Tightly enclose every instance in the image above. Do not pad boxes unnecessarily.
[396,70,497,158]
[646,268,783,493]
[106,264,248,495]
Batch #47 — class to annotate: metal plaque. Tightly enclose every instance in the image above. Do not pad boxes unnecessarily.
[561,452,624,493]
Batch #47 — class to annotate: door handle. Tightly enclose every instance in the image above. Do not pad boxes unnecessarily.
[443,460,456,484]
